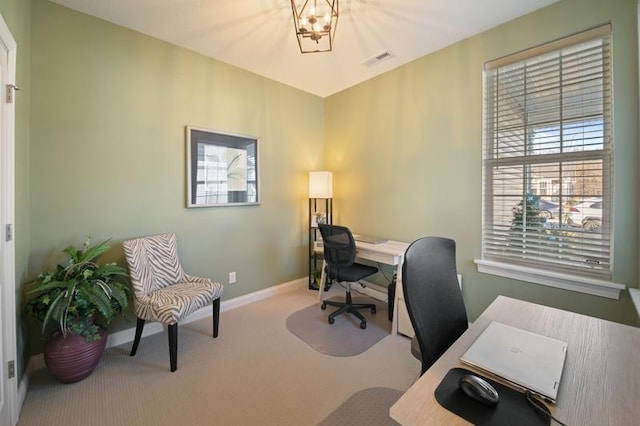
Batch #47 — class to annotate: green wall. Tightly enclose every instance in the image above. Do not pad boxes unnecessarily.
[28,0,324,351]
[325,0,639,324]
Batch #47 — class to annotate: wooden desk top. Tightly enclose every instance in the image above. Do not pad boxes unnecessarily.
[390,296,640,425]
[354,239,409,266]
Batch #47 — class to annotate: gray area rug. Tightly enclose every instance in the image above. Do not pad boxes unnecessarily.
[318,387,403,426]
[286,294,390,357]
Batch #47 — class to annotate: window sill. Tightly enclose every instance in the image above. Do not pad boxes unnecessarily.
[474,259,625,300]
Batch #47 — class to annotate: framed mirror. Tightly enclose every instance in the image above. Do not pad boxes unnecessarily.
[186,126,259,207]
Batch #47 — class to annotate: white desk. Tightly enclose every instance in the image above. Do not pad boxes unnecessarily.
[316,238,410,336]
[390,296,640,425]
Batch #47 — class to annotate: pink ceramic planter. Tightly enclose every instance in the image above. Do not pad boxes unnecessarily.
[44,327,108,384]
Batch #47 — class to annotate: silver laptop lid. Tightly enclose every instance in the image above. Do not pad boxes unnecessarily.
[460,321,567,403]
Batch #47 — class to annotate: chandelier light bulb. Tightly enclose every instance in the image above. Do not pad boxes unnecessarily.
[323,12,331,30]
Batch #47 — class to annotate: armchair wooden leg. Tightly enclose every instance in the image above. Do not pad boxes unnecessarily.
[212,298,220,338]
[168,323,178,372]
[130,318,145,356]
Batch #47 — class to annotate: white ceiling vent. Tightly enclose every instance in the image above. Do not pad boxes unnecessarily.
[361,51,394,67]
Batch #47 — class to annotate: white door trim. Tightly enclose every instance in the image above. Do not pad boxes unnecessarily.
[0,11,17,426]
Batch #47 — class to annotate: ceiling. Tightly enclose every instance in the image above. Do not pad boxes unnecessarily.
[49,0,559,98]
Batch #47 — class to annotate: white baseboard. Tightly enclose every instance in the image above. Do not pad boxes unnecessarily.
[219,277,304,312]
[19,277,307,415]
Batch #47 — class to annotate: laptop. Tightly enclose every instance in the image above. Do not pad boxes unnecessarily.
[460,321,567,403]
[353,234,388,244]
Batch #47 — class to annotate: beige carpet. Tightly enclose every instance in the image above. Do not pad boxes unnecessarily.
[286,294,390,357]
[17,284,419,426]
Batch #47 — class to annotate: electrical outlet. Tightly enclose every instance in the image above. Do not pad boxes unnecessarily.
[229,271,236,284]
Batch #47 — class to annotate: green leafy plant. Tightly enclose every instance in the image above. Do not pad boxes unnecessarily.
[310,269,322,289]
[26,237,131,342]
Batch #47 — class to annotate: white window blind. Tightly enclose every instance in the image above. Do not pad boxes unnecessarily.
[481,25,612,281]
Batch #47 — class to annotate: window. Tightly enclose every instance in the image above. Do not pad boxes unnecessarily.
[476,25,624,298]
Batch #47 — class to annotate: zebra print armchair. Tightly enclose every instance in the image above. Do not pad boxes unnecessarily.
[123,233,223,372]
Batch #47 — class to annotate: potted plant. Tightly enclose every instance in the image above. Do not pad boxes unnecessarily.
[26,237,130,383]
[310,268,326,290]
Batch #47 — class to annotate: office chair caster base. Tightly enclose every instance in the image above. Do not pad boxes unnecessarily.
[360,321,367,329]
[328,317,335,324]
[371,306,376,314]
[321,302,327,310]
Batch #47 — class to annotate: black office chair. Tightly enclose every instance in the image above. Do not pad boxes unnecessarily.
[402,237,468,376]
[318,224,379,329]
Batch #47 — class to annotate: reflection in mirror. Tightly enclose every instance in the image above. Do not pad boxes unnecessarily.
[186,126,259,207]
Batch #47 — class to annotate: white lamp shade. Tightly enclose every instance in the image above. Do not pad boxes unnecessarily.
[309,171,333,198]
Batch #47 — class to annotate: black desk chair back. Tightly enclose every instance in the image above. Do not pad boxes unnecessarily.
[402,237,468,376]
[318,224,379,329]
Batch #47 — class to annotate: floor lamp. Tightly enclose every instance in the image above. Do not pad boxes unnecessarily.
[309,171,333,289]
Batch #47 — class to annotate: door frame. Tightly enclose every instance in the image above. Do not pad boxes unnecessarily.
[0,11,17,426]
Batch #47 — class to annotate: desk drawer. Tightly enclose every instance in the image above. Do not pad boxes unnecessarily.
[397,297,415,338]
[356,248,401,265]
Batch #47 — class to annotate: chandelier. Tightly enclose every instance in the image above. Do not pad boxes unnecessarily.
[290,1,339,53]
